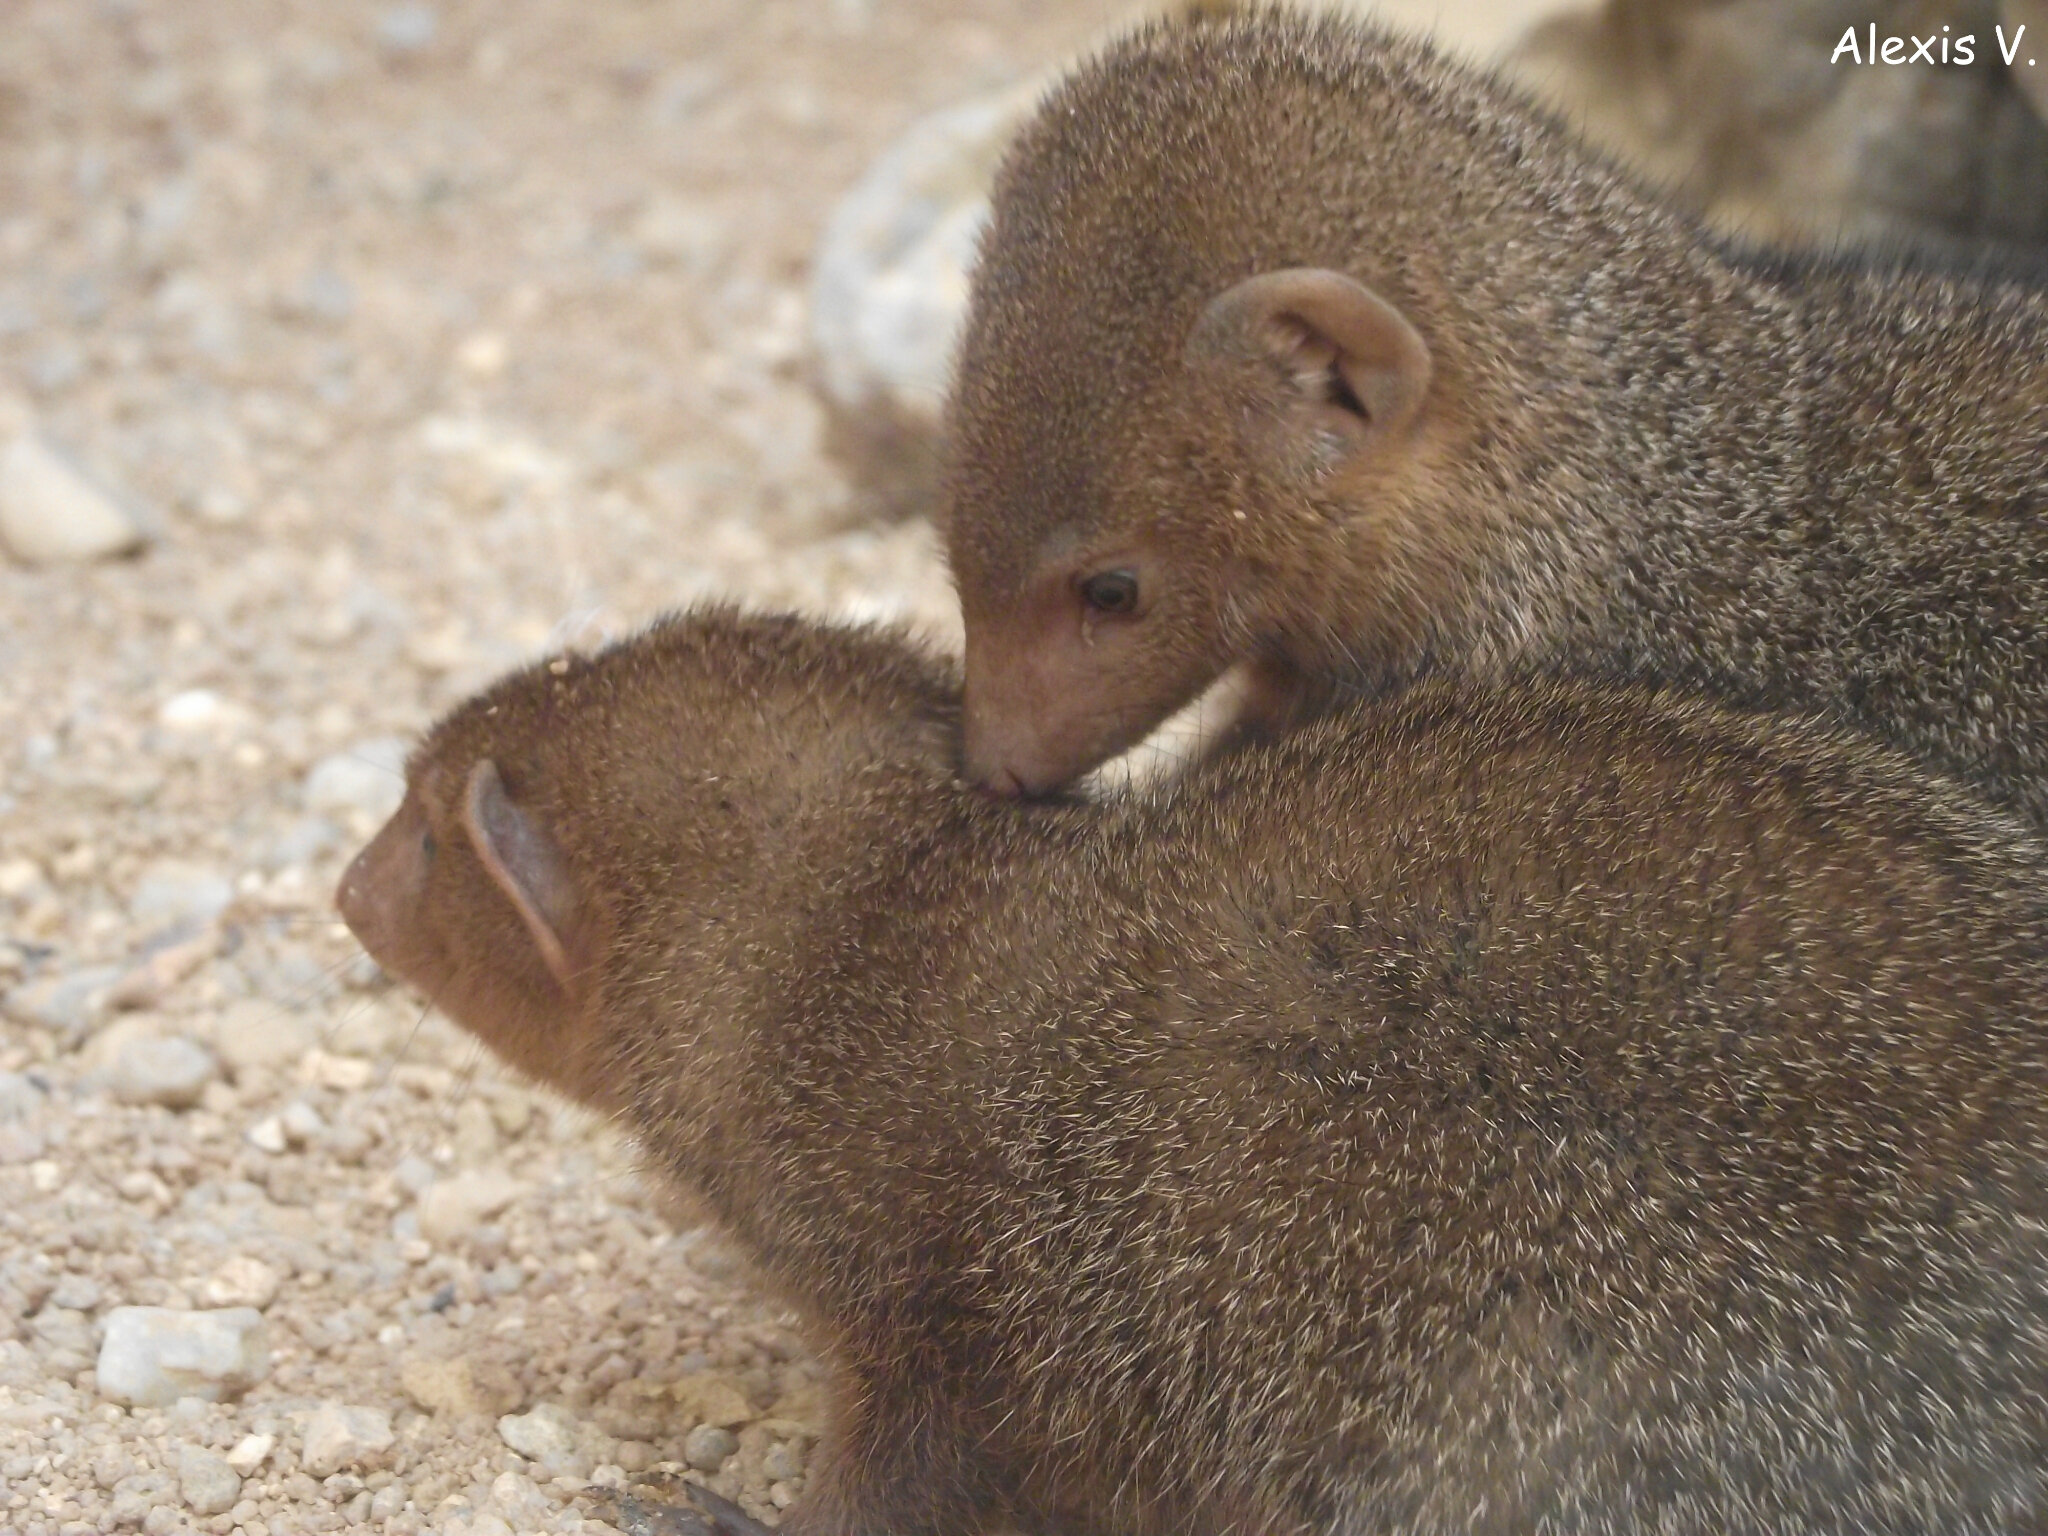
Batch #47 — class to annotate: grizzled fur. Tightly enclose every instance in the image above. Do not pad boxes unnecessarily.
[342,608,2048,1536]
[945,7,2048,811]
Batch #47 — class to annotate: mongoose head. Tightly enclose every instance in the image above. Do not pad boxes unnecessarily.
[335,726,615,1110]
[336,609,959,1110]
[943,16,1552,795]
[949,257,1439,794]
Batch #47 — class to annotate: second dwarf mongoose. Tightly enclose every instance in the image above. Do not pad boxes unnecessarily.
[343,607,2048,1535]
[945,9,2048,804]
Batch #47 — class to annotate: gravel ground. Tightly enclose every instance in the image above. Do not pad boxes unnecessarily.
[0,3,1539,1533]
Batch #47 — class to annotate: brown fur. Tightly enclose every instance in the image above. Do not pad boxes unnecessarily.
[341,607,2048,1536]
[944,7,2048,802]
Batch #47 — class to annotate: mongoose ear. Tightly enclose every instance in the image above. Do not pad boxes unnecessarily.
[1185,268,1432,463]
[460,759,589,994]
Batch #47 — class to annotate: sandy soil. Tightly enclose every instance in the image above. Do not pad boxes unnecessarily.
[0,3,1548,1533]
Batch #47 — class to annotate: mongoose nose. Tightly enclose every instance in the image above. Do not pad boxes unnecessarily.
[983,766,1029,799]
[335,847,381,949]
[963,727,1062,798]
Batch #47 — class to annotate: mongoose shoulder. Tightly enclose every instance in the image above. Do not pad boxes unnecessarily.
[342,607,2048,1536]
[945,7,2048,807]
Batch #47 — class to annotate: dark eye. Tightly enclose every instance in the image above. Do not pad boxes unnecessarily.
[420,832,437,863]
[1079,570,1140,616]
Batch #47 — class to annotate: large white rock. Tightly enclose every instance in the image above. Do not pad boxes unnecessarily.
[806,81,1041,516]
[96,1306,269,1406]
[809,81,1039,429]
[0,432,146,565]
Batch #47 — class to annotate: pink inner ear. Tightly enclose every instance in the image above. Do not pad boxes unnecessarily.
[1188,267,1433,447]
[459,759,585,992]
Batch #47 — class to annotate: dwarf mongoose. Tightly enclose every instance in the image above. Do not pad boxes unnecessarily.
[945,9,2048,802]
[341,607,2048,1535]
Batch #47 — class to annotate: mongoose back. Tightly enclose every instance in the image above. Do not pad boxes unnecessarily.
[340,607,2048,1536]
[944,8,2048,801]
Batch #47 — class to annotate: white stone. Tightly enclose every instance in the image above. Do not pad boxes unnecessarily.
[203,997,318,1076]
[200,1255,281,1310]
[376,3,438,54]
[104,1034,220,1109]
[0,431,146,565]
[486,1470,551,1527]
[177,1442,241,1515]
[96,1306,269,1407]
[222,1431,275,1475]
[129,859,235,929]
[0,857,46,898]
[157,689,225,731]
[809,84,1038,427]
[300,1049,374,1090]
[279,1098,326,1144]
[455,330,508,378]
[683,1423,738,1472]
[300,1401,395,1476]
[416,1169,525,1246]
[245,1115,287,1154]
[497,1402,577,1461]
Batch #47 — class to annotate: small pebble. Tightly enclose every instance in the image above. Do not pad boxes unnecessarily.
[0,856,46,897]
[128,859,235,930]
[0,430,146,564]
[497,1402,577,1461]
[0,1120,47,1164]
[279,1098,326,1143]
[369,1480,408,1520]
[223,1431,275,1476]
[157,689,228,731]
[393,1152,438,1196]
[683,1423,739,1473]
[401,1354,521,1417]
[104,1034,220,1109]
[673,1371,756,1429]
[206,998,317,1075]
[2,963,123,1041]
[452,1095,499,1163]
[48,1272,103,1312]
[487,1469,550,1526]
[201,1255,281,1310]
[108,1470,180,1528]
[416,1168,524,1246]
[96,1306,269,1406]
[300,1401,395,1476]
[377,3,439,54]
[762,1440,807,1482]
[177,1442,241,1515]
[245,1114,287,1154]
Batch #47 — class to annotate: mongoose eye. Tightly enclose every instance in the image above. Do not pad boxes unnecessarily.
[420,832,437,863]
[1079,570,1140,616]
